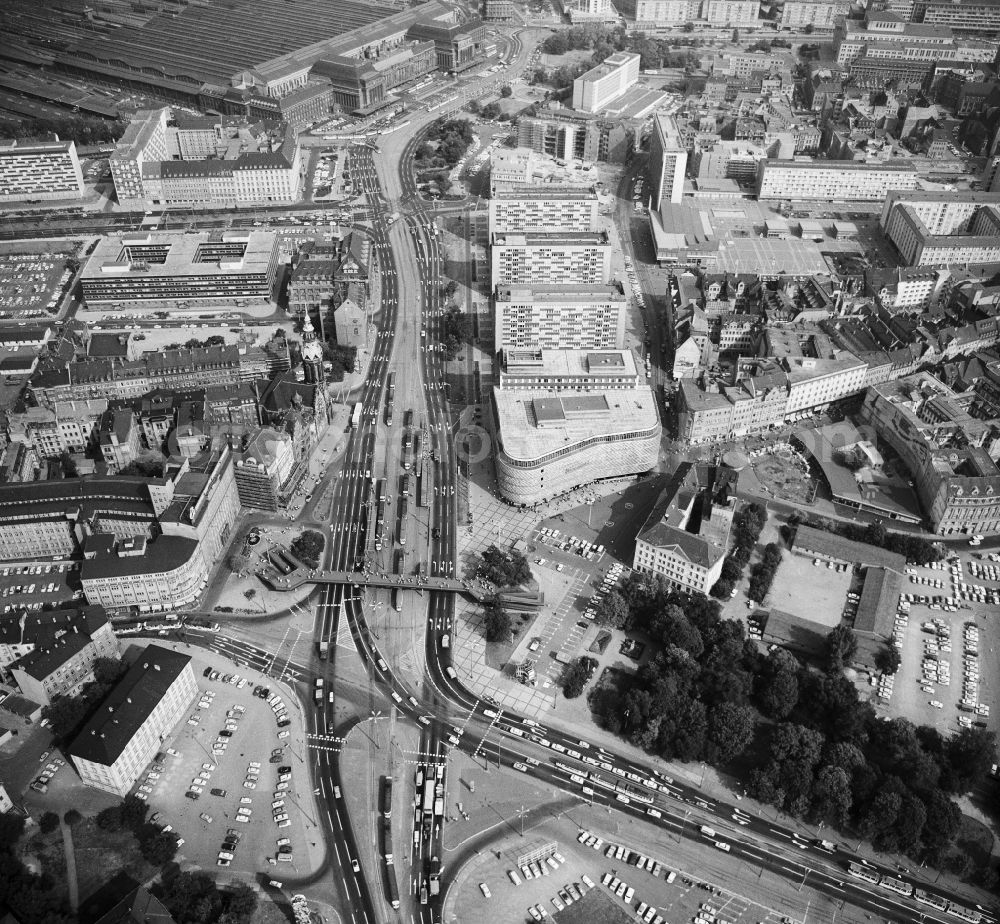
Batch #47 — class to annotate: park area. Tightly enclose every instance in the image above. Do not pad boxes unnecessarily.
[750,444,816,504]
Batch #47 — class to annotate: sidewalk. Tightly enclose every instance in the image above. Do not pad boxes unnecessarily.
[60,820,79,912]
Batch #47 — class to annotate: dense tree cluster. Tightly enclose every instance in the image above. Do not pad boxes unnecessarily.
[440,307,471,360]
[476,544,532,588]
[784,514,941,566]
[42,656,127,740]
[711,502,766,599]
[323,343,357,382]
[0,116,126,145]
[562,656,598,698]
[747,542,782,603]
[592,573,998,878]
[96,795,180,865]
[119,459,165,478]
[290,530,325,569]
[164,335,226,351]
[415,118,474,171]
[539,23,702,72]
[157,871,257,924]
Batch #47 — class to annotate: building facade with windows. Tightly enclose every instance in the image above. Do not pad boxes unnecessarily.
[648,113,687,209]
[490,231,612,285]
[756,160,918,201]
[633,463,736,594]
[781,0,851,28]
[7,399,109,458]
[516,109,635,164]
[493,284,627,350]
[571,52,641,113]
[0,140,85,202]
[488,187,599,235]
[880,190,1000,266]
[5,606,120,706]
[69,645,197,797]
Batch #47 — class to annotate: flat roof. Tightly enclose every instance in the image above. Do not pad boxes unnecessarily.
[494,387,658,463]
[491,186,597,201]
[500,348,638,378]
[762,160,917,173]
[69,644,191,766]
[491,230,609,246]
[792,523,907,572]
[80,535,199,581]
[716,236,833,275]
[82,231,277,281]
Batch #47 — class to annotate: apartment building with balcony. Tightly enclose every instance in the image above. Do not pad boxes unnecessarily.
[0,140,85,202]
[490,231,612,285]
[493,284,627,350]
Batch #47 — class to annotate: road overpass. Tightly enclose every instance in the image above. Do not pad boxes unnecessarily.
[259,566,543,606]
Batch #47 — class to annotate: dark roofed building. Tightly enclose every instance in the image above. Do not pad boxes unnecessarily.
[69,644,197,796]
[94,886,177,924]
[854,566,903,640]
[791,524,906,573]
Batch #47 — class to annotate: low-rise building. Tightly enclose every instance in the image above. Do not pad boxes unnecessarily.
[98,408,142,474]
[493,284,627,350]
[69,644,197,797]
[0,139,85,202]
[3,605,119,706]
[7,399,108,458]
[633,462,737,594]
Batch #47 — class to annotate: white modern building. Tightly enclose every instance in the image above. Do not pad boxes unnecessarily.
[492,363,660,505]
[0,140,85,202]
[572,52,641,113]
[783,356,868,415]
[633,463,737,594]
[69,645,197,797]
[703,0,760,25]
[880,190,1000,266]
[490,231,612,285]
[648,113,687,209]
[493,284,627,350]
[780,0,850,28]
[488,187,599,234]
[756,160,918,201]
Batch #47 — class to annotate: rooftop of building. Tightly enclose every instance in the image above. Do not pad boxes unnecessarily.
[0,139,76,156]
[0,605,109,651]
[576,50,639,83]
[499,348,638,378]
[80,535,199,582]
[763,159,917,172]
[491,186,597,201]
[792,523,907,572]
[82,231,278,281]
[69,644,191,766]
[93,886,177,924]
[494,386,658,463]
[654,111,684,149]
[635,463,737,568]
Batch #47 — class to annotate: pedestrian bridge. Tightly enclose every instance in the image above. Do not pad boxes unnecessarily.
[260,567,543,607]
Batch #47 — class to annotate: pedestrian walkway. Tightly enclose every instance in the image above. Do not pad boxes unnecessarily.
[60,820,79,912]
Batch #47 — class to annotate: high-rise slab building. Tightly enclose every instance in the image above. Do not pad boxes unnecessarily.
[571,51,641,113]
[648,113,687,208]
[490,231,612,285]
[0,140,85,202]
[493,284,627,350]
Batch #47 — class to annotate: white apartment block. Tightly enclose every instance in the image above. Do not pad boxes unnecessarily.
[836,16,994,66]
[563,0,618,21]
[627,0,700,28]
[649,113,687,209]
[69,646,197,797]
[490,231,612,285]
[756,160,918,201]
[703,0,760,25]
[493,284,627,350]
[881,191,1000,266]
[488,188,599,234]
[783,356,868,415]
[572,52,641,113]
[0,140,85,202]
[781,0,850,28]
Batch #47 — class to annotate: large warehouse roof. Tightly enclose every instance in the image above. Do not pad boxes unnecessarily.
[63,0,430,87]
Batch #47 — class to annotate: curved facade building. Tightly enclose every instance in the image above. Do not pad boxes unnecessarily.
[493,389,660,506]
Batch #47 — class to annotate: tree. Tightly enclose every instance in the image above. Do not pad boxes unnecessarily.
[38,812,60,835]
[732,28,740,43]
[757,667,799,719]
[562,657,597,699]
[483,600,512,643]
[682,21,695,31]
[119,794,148,832]
[0,813,24,849]
[500,85,513,98]
[96,805,124,831]
[542,31,569,54]
[594,590,629,629]
[59,451,78,478]
[706,702,756,763]
[225,882,258,919]
[290,529,325,568]
[63,809,82,827]
[481,102,501,120]
[42,695,91,740]
[874,644,902,675]
[477,545,531,587]
[93,656,125,686]
[824,624,858,672]
[139,826,179,865]
[810,765,852,826]
[947,727,996,793]
[803,21,814,33]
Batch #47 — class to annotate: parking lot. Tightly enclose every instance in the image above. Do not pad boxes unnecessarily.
[0,561,82,614]
[136,661,316,877]
[0,246,76,319]
[878,554,998,735]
